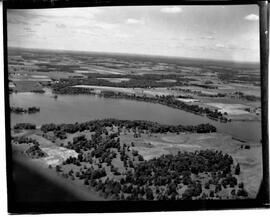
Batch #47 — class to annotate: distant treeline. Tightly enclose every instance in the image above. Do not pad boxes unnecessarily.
[10,106,40,114]
[51,73,191,89]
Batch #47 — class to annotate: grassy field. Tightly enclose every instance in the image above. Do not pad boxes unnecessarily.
[118,130,261,198]
[97,78,131,83]
[13,80,44,92]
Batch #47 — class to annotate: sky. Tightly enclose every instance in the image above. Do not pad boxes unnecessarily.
[7,5,260,62]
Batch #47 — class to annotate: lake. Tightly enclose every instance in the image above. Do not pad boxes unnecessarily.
[9,90,261,142]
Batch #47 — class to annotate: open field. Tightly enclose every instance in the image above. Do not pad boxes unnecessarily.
[76,66,124,75]
[13,80,44,92]
[206,103,250,115]
[120,131,261,198]
[10,70,87,81]
[97,78,131,83]
[73,85,135,94]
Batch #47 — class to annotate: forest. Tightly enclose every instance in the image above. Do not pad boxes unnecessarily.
[39,118,217,136]
[55,131,247,200]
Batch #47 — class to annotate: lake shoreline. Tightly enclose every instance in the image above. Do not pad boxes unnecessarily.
[10,91,261,142]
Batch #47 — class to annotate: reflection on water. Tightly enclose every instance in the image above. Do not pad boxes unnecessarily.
[10,91,261,142]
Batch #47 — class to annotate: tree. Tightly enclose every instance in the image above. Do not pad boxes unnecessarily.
[235,163,240,175]
[55,165,62,173]
[215,184,222,193]
[204,182,210,189]
[120,193,125,200]
[145,187,154,200]
[138,155,144,161]
[238,182,244,189]
[237,189,248,197]
[182,188,193,200]
[168,182,177,195]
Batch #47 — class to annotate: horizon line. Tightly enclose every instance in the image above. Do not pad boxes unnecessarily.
[8,45,260,66]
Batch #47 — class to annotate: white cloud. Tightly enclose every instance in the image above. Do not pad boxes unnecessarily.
[245,14,259,21]
[56,24,66,29]
[200,35,214,40]
[215,43,226,48]
[112,32,131,39]
[125,18,144,25]
[37,8,101,20]
[160,6,182,14]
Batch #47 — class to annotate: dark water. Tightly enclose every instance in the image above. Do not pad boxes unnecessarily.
[10,90,261,142]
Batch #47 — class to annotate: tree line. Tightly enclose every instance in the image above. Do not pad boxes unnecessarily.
[10,106,40,114]
[39,119,216,136]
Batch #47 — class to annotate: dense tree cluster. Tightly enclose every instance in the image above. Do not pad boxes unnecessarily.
[51,73,188,91]
[10,106,40,114]
[12,136,46,158]
[191,83,217,89]
[40,119,216,137]
[31,89,45,94]
[12,136,39,146]
[235,163,240,175]
[54,87,94,95]
[58,132,244,201]
[25,144,47,158]
[133,150,233,185]
[64,134,120,165]
[53,130,67,139]
[13,123,36,130]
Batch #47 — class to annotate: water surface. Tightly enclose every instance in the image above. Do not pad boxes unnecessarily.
[10,91,261,142]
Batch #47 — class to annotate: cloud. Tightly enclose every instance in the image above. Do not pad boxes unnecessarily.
[200,35,214,40]
[215,43,226,48]
[160,6,182,14]
[112,32,131,39]
[23,27,35,32]
[36,8,101,20]
[245,14,259,21]
[56,24,66,29]
[125,18,144,25]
